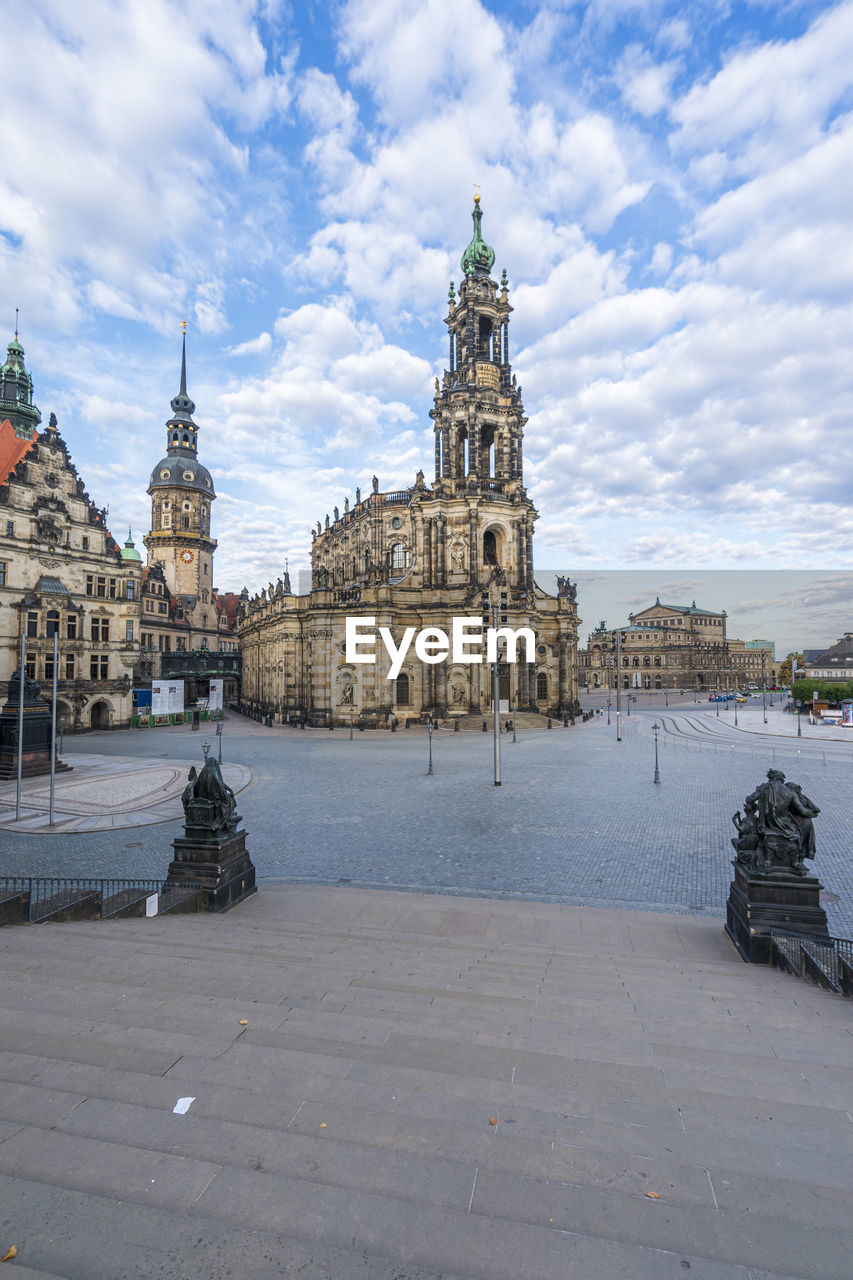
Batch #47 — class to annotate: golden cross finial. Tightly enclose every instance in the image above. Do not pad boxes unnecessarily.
[473,183,481,205]
[180,320,187,334]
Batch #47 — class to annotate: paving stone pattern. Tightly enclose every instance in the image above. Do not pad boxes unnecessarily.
[0,706,850,936]
[0,888,851,1279]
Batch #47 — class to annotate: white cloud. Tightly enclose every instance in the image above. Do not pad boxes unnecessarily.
[227,331,273,356]
[670,2,853,176]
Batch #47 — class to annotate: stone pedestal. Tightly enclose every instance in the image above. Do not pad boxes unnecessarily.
[725,863,829,963]
[168,828,256,913]
[0,673,72,780]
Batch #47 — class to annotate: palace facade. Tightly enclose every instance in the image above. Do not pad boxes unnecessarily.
[579,599,777,692]
[0,332,142,730]
[238,200,581,724]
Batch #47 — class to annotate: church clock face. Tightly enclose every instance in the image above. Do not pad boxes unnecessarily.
[180,549,194,563]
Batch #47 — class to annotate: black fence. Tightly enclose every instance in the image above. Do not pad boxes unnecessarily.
[0,876,203,924]
[770,927,853,997]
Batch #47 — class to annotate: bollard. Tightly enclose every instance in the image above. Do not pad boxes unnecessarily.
[547,718,552,729]
[454,719,460,732]
[482,720,487,732]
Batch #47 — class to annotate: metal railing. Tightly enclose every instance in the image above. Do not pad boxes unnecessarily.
[0,876,203,923]
[770,927,853,997]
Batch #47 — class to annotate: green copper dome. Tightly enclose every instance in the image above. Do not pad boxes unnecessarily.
[460,196,495,278]
[121,529,142,562]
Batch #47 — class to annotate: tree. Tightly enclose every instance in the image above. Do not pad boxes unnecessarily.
[778,652,802,686]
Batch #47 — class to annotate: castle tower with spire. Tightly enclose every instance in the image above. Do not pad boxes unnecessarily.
[1,319,41,440]
[237,199,580,725]
[144,330,218,643]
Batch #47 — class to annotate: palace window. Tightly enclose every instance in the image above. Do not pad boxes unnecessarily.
[126,581,135,600]
[67,615,77,640]
[108,578,117,599]
[45,651,55,681]
[65,654,75,680]
[125,621,134,643]
[158,602,167,614]
[90,618,110,643]
[90,654,109,680]
[390,543,407,570]
[46,610,60,638]
[0,561,6,585]
[25,652,36,679]
[82,536,89,550]
[27,611,38,638]
[537,672,548,701]
[396,672,410,706]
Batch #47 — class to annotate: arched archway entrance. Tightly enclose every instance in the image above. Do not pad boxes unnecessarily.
[90,700,112,731]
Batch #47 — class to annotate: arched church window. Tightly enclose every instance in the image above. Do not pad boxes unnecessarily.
[390,543,407,570]
[483,530,499,566]
[396,672,410,706]
[536,672,548,702]
[46,610,60,638]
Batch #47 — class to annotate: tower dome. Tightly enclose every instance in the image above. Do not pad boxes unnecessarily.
[460,195,495,279]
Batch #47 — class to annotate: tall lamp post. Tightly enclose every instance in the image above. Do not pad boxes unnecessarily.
[652,721,661,785]
[512,698,517,744]
[606,654,612,724]
[791,658,802,737]
[427,719,434,776]
[615,631,623,743]
[761,650,767,725]
[491,593,502,786]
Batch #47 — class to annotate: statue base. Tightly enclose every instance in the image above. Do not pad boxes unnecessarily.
[725,863,829,963]
[167,828,257,913]
[0,708,72,780]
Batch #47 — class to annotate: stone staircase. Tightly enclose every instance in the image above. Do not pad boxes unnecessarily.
[0,887,851,1279]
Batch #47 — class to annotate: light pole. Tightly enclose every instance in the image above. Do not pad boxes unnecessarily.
[652,721,661,785]
[761,650,767,724]
[615,631,623,742]
[791,658,802,737]
[664,687,668,707]
[734,698,738,727]
[512,698,517,744]
[59,714,65,755]
[349,707,353,740]
[216,719,223,764]
[427,719,434,775]
[202,739,210,762]
[606,654,612,724]
[491,600,501,786]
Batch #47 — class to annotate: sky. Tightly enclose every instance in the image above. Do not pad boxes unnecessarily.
[2,0,853,656]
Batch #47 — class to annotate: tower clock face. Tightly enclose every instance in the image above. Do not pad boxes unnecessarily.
[179,549,194,563]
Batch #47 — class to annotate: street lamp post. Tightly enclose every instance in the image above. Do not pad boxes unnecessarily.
[791,658,802,737]
[606,654,612,724]
[349,707,354,740]
[216,719,223,764]
[761,651,767,725]
[734,699,738,727]
[427,719,434,776]
[652,721,661,785]
[615,631,623,742]
[512,699,517,744]
[491,601,501,786]
[59,715,65,755]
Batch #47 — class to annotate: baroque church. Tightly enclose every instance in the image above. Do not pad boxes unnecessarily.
[238,199,580,724]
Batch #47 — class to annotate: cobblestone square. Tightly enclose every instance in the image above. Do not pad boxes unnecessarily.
[1,701,850,938]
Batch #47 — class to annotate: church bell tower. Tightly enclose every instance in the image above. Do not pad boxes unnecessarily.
[144,331,217,621]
